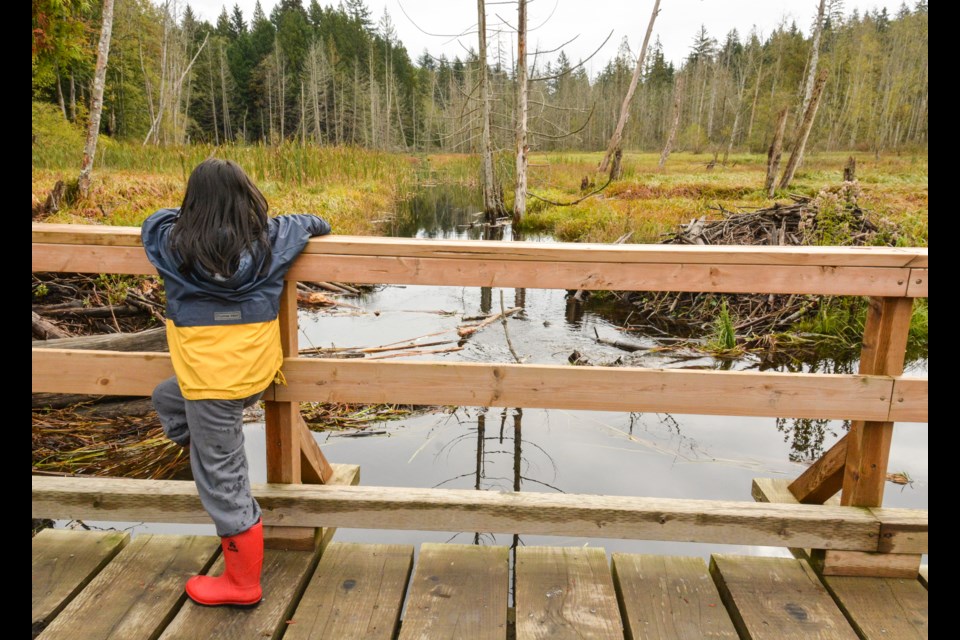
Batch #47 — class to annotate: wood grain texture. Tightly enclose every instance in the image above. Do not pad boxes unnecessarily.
[398,543,509,640]
[32,224,928,268]
[812,550,922,578]
[515,546,622,640]
[710,554,859,639]
[36,534,221,640]
[611,554,737,639]
[33,348,913,421]
[752,477,841,562]
[33,476,889,550]
[284,543,413,640]
[157,544,324,640]
[264,463,359,550]
[820,573,927,638]
[905,268,927,297]
[869,507,927,554]
[888,378,927,422]
[787,437,848,504]
[274,357,897,420]
[32,529,130,633]
[843,297,914,508]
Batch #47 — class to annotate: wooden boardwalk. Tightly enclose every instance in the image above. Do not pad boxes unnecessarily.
[32,528,927,640]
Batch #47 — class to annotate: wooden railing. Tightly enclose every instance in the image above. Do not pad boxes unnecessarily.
[32,223,928,575]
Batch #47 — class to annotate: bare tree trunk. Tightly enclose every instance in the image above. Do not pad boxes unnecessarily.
[478,0,503,219]
[301,81,306,145]
[55,68,67,119]
[659,74,684,169]
[513,0,528,225]
[219,43,232,142]
[69,72,77,122]
[779,68,828,190]
[746,57,763,144]
[800,0,827,116]
[208,43,219,145]
[598,0,661,173]
[77,0,115,198]
[765,107,788,197]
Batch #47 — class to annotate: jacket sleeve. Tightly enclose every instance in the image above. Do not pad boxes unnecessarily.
[268,214,333,273]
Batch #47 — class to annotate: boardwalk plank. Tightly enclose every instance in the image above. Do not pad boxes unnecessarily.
[32,529,129,636]
[36,534,220,640]
[820,574,928,639]
[515,546,622,640]
[398,543,509,640]
[284,543,413,640]
[710,554,859,640]
[157,527,335,640]
[611,554,738,640]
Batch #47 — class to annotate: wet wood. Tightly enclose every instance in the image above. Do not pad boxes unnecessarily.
[37,534,221,640]
[515,546,622,639]
[284,543,413,640]
[709,554,858,639]
[32,529,129,635]
[820,573,927,639]
[398,543,509,640]
[843,297,914,508]
[34,476,894,551]
[33,224,928,268]
[611,553,737,639]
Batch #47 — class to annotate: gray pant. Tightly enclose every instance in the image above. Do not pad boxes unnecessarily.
[152,376,263,537]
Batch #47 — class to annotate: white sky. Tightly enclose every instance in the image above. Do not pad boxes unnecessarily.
[182,0,913,71]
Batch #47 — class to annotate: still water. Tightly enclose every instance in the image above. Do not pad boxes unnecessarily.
[68,184,929,564]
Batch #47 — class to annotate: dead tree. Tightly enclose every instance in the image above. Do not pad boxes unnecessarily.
[778,68,828,190]
[658,74,684,169]
[512,0,529,225]
[765,107,789,197]
[77,0,115,197]
[598,0,662,174]
[478,0,506,220]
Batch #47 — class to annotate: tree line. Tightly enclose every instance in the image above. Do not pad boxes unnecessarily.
[32,0,927,157]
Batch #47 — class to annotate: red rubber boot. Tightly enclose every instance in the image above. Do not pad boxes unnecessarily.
[186,519,263,607]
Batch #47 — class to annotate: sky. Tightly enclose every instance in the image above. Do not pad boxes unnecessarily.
[183,0,913,72]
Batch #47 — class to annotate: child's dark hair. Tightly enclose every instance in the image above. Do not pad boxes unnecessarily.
[170,158,272,277]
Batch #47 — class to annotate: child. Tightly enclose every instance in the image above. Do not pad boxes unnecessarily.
[142,158,331,607]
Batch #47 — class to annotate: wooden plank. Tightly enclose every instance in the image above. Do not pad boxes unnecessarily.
[36,534,221,640]
[515,546,622,640]
[787,437,848,504]
[843,297,914,508]
[611,553,737,640]
[157,530,333,640]
[264,402,301,484]
[298,415,334,484]
[274,357,898,421]
[33,349,911,421]
[32,529,130,635]
[32,224,929,268]
[284,543,413,640]
[888,378,928,422]
[869,507,927,554]
[33,244,156,275]
[399,543,509,640]
[917,565,927,588]
[754,477,841,506]
[289,254,913,296]
[905,268,927,298]
[819,573,927,639]
[33,476,889,551]
[709,554,859,639]
[811,550,921,578]
[264,463,360,552]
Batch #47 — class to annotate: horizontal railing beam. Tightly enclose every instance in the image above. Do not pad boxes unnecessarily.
[31,349,928,422]
[32,475,913,552]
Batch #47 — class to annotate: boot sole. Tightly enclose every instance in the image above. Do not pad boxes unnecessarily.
[186,595,262,608]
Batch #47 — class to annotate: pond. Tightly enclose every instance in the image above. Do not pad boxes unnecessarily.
[67,183,929,566]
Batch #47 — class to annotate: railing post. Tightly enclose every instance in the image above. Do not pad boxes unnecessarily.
[840,296,914,507]
[263,281,315,550]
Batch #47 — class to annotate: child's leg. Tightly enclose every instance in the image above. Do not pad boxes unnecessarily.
[151,376,191,447]
[184,393,264,538]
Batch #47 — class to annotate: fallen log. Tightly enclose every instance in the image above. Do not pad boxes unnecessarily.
[457,307,521,338]
[32,311,70,340]
[32,326,167,352]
